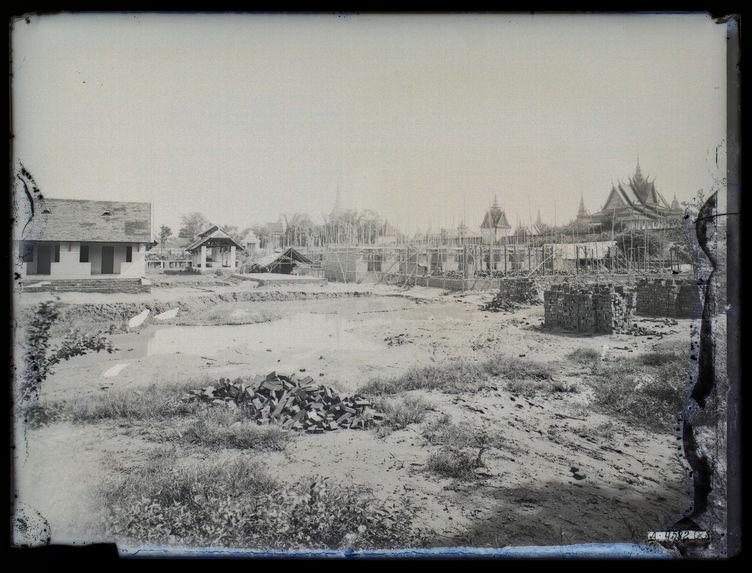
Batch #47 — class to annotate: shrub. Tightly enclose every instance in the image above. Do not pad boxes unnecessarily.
[372,395,432,431]
[18,301,114,421]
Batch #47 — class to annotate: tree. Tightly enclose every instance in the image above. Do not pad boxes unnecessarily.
[178,212,210,240]
[283,213,315,247]
[158,225,172,251]
[251,224,272,249]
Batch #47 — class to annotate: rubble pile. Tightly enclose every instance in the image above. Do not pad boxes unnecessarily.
[184,372,385,433]
[384,333,413,346]
[481,278,539,312]
[544,283,636,334]
[636,278,698,318]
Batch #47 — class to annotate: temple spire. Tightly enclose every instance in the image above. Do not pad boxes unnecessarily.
[634,156,644,183]
[577,193,587,218]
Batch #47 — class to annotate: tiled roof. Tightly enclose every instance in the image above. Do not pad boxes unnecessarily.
[22,198,152,243]
[185,226,245,252]
[253,247,312,270]
[481,207,511,229]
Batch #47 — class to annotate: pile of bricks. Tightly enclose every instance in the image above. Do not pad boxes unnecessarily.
[184,372,385,433]
[636,278,698,318]
[544,283,636,334]
[498,278,539,303]
[482,278,539,312]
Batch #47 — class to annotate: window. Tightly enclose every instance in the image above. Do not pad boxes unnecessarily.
[367,253,382,272]
[80,245,89,263]
[54,244,60,263]
[126,246,133,262]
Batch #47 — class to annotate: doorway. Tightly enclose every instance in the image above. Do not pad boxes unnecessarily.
[101,246,115,274]
[36,245,52,275]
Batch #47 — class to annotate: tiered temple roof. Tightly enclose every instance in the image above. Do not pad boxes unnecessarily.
[595,161,683,224]
[480,195,511,230]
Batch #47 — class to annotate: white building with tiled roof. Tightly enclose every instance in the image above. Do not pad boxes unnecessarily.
[15,197,153,279]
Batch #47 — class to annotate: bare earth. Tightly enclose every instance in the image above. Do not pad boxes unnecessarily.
[13,279,689,550]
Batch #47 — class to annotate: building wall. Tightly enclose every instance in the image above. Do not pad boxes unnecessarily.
[22,241,147,278]
[50,241,90,277]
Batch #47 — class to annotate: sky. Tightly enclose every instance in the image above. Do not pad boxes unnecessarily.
[11,13,729,237]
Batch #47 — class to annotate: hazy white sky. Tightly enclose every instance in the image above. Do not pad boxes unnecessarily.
[11,13,728,236]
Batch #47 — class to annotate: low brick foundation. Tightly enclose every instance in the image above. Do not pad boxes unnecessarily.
[20,277,151,294]
[544,283,636,334]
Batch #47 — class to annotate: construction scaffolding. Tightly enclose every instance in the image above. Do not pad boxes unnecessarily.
[298,236,693,292]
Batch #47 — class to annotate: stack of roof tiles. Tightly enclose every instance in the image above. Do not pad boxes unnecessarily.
[184,372,385,432]
[544,283,636,334]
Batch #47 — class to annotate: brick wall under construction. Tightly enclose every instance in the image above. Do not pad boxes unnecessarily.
[544,283,636,334]
[635,278,699,318]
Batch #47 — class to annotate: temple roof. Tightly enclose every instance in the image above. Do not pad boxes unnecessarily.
[598,162,678,220]
[480,196,511,229]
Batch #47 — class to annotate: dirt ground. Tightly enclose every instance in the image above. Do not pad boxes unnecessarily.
[12,277,691,551]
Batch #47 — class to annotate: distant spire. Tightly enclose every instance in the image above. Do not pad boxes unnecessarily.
[492,194,500,210]
[536,208,543,227]
[331,179,345,219]
[577,193,587,218]
[634,156,644,183]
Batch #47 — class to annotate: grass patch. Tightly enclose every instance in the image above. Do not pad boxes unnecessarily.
[99,449,421,549]
[505,377,578,398]
[29,378,213,426]
[566,347,601,364]
[425,447,481,479]
[483,353,555,380]
[587,345,687,432]
[372,394,432,433]
[360,353,554,396]
[182,407,290,451]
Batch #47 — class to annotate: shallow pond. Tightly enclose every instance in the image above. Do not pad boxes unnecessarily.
[129,311,383,359]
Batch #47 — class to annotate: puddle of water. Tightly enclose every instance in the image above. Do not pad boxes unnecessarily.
[135,312,381,358]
